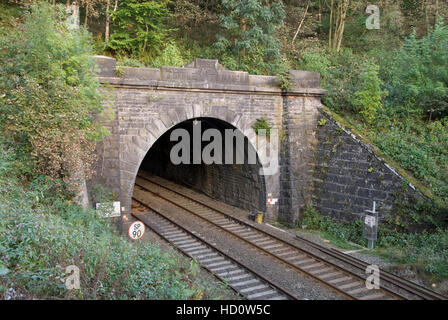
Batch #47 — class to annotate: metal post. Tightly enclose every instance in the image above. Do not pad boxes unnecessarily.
[363,201,378,250]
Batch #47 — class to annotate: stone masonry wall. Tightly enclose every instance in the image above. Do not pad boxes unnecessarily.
[91,56,327,229]
[113,87,284,220]
[312,108,426,222]
[278,95,321,225]
[92,56,429,229]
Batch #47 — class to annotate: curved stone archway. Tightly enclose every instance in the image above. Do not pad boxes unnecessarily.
[119,106,275,218]
[93,56,327,228]
[94,57,426,229]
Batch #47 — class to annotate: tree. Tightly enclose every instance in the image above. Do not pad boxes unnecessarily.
[0,3,107,206]
[80,0,99,26]
[352,62,387,124]
[384,21,448,119]
[328,0,350,52]
[106,0,170,57]
[292,0,310,45]
[104,0,118,42]
[214,0,286,74]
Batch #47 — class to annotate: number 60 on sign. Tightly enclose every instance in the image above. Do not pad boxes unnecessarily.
[128,221,145,240]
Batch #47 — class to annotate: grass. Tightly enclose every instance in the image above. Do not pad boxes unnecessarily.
[0,144,232,300]
[296,205,448,288]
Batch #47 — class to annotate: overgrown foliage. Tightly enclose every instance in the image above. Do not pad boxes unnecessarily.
[300,206,448,283]
[252,118,271,136]
[106,0,171,61]
[383,21,448,119]
[296,22,448,210]
[0,142,224,299]
[372,118,448,202]
[351,62,386,124]
[0,3,107,196]
[2,0,448,294]
[214,0,287,75]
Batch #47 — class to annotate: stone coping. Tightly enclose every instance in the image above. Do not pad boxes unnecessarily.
[94,56,326,96]
[97,76,326,96]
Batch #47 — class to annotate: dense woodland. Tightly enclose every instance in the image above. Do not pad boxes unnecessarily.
[0,1,448,297]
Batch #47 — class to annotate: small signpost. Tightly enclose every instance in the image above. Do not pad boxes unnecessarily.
[128,221,145,240]
[363,201,379,249]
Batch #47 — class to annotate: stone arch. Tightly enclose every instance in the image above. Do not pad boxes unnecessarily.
[119,105,276,216]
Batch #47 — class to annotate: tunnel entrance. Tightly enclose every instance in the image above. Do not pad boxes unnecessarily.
[136,117,267,214]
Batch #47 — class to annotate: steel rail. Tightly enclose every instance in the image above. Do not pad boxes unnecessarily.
[134,179,388,300]
[131,197,297,300]
[295,234,447,300]
[137,173,442,300]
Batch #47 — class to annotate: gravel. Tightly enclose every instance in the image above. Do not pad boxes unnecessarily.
[133,186,345,300]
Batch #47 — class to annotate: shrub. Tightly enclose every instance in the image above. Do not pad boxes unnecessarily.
[149,41,191,68]
[0,3,108,195]
[352,62,387,124]
[214,0,287,75]
[252,118,271,136]
[107,0,171,58]
[0,142,220,299]
[300,205,323,230]
[383,21,448,119]
[296,48,367,115]
[373,118,448,202]
[299,206,448,280]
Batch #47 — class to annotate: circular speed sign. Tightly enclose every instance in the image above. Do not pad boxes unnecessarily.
[128,221,145,240]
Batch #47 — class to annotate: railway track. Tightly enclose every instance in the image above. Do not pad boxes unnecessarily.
[294,234,447,300]
[133,173,445,300]
[132,200,295,300]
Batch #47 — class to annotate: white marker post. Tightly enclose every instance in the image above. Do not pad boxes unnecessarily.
[128,221,145,240]
[363,201,379,249]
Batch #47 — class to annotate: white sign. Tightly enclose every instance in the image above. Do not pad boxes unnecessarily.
[364,215,376,228]
[96,201,121,218]
[128,221,145,240]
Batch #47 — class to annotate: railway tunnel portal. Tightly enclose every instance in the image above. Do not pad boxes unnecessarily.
[137,117,267,214]
[92,56,325,230]
[91,56,425,232]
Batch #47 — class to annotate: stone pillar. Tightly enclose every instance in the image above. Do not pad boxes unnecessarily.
[278,71,325,226]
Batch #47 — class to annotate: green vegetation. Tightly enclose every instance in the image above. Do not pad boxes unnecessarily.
[107,0,171,63]
[0,2,231,299]
[0,3,107,198]
[300,206,364,248]
[1,0,448,296]
[214,0,288,75]
[384,21,448,119]
[296,20,448,213]
[300,206,448,285]
[0,142,226,299]
[252,118,271,136]
[351,62,386,124]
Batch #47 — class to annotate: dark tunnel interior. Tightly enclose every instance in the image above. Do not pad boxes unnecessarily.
[137,117,267,213]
